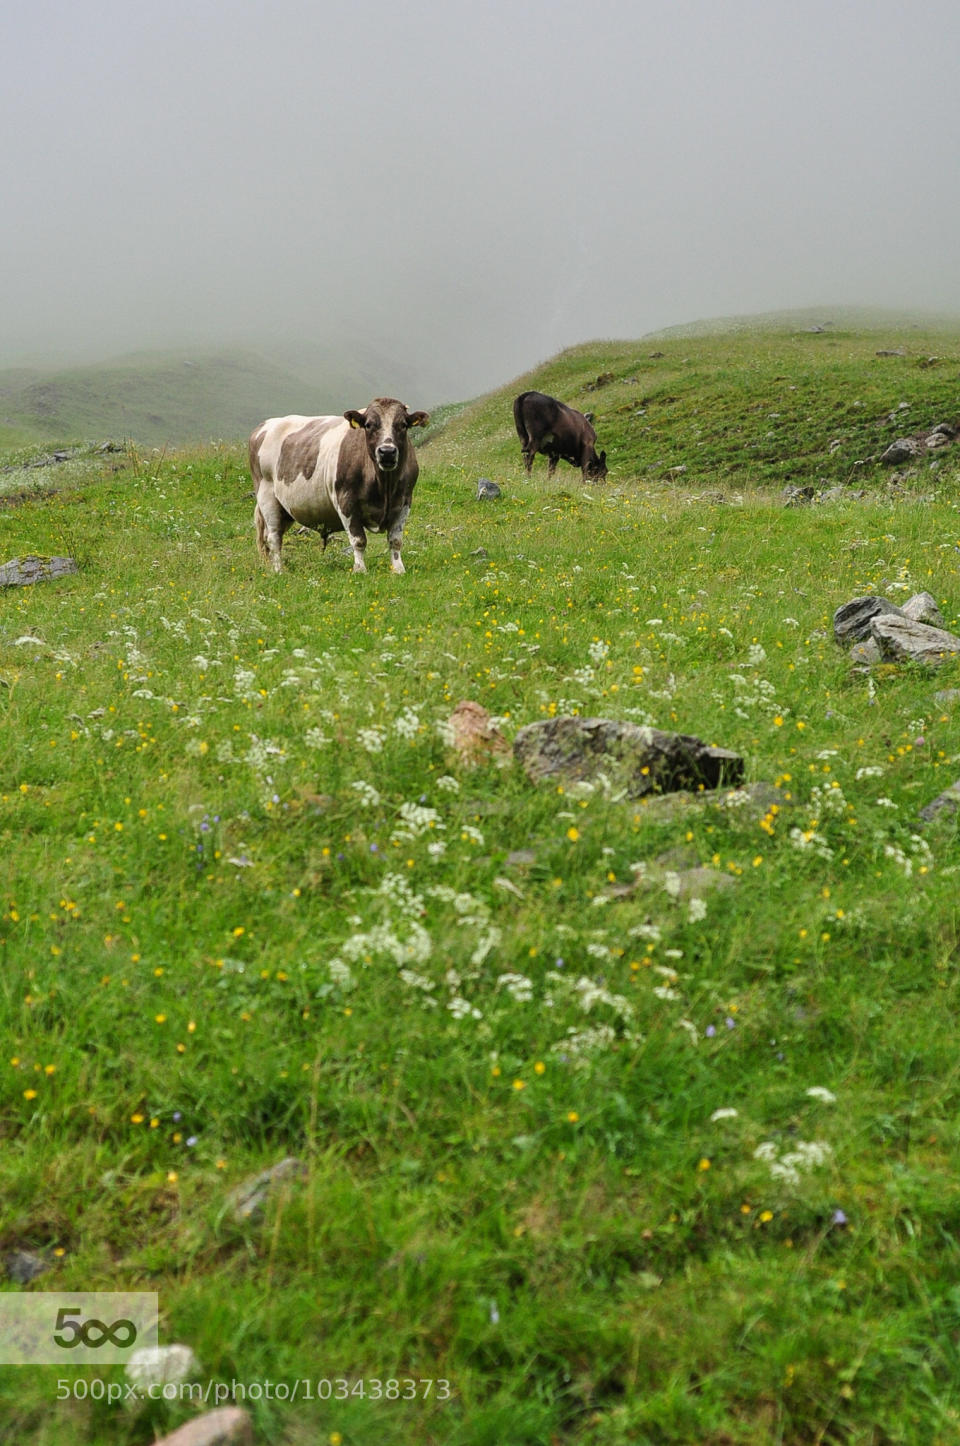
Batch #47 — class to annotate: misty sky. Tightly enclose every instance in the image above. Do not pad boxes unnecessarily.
[4,0,960,401]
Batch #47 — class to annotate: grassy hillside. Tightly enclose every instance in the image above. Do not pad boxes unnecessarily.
[2,322,960,1445]
[422,315,960,495]
[0,347,406,451]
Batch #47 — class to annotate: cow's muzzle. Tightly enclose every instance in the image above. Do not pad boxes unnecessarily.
[376,445,399,471]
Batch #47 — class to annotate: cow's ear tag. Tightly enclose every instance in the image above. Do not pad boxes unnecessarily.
[350,417,361,428]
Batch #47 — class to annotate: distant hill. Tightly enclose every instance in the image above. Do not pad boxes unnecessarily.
[418,312,960,493]
[645,304,960,340]
[0,344,422,449]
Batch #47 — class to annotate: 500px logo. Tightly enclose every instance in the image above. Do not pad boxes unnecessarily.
[52,1308,138,1351]
[0,1293,158,1365]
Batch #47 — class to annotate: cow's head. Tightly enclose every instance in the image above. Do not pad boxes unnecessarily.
[584,448,608,481]
[344,398,429,473]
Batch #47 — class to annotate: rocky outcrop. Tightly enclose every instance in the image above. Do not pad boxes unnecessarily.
[834,592,960,666]
[513,717,743,798]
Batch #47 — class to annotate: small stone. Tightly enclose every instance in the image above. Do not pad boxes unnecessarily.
[849,638,882,666]
[476,478,501,500]
[880,438,920,465]
[125,1344,200,1391]
[226,1157,306,1223]
[934,689,960,708]
[918,780,960,826]
[505,849,537,867]
[447,700,511,766]
[151,1408,253,1446]
[4,1250,50,1284]
[782,485,815,506]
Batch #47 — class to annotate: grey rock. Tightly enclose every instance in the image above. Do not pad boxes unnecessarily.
[918,780,960,826]
[476,478,501,500]
[881,438,920,465]
[833,595,904,645]
[930,422,957,439]
[902,591,945,627]
[926,431,951,450]
[870,614,960,666]
[783,485,815,506]
[4,1250,51,1284]
[670,866,736,897]
[876,347,906,357]
[0,555,78,588]
[513,717,743,798]
[126,1344,200,1391]
[152,1409,253,1446]
[713,781,792,822]
[849,638,883,666]
[504,849,537,867]
[934,689,960,708]
[226,1156,306,1222]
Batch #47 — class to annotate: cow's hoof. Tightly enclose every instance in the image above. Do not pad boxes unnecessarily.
[352,562,367,574]
[391,560,406,576]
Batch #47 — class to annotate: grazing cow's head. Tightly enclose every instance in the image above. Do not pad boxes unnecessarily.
[344,398,429,473]
[585,448,608,481]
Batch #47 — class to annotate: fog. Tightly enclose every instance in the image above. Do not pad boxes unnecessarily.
[4,0,960,402]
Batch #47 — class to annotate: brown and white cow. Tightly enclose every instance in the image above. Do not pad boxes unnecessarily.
[249,398,429,574]
[513,390,607,482]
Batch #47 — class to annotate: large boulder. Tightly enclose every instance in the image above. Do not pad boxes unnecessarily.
[833,595,904,644]
[870,615,960,666]
[513,717,743,798]
[0,555,78,588]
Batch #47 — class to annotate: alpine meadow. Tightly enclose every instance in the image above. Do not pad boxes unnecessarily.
[4,317,960,1446]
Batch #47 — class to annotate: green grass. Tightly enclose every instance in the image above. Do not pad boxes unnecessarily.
[2,323,960,1444]
[426,315,960,495]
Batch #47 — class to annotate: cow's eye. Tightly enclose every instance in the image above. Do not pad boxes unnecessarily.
[364,418,377,431]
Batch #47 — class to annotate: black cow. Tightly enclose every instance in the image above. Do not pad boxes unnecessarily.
[513,391,607,482]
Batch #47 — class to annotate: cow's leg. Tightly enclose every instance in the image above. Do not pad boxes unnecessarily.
[547,452,559,478]
[521,447,535,475]
[334,503,368,572]
[386,502,411,575]
[254,488,292,573]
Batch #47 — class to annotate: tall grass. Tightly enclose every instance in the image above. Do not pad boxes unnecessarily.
[1,327,960,1444]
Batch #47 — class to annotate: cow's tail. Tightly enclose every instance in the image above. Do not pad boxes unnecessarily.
[513,392,530,445]
[249,427,269,559]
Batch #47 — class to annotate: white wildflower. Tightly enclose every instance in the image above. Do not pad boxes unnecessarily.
[688,897,708,923]
[351,780,381,808]
[435,774,460,793]
[806,1087,837,1104]
[497,973,534,1003]
[394,707,420,739]
[391,801,443,841]
[357,726,386,753]
[710,1107,739,1122]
